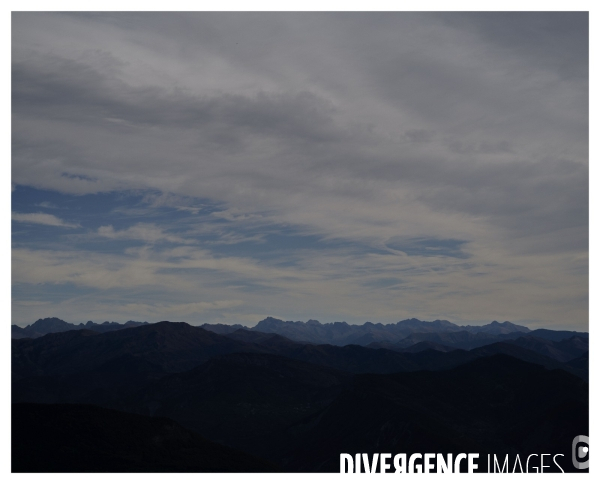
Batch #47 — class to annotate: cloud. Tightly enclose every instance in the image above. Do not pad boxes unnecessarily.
[12,212,79,228]
[97,223,194,245]
[11,14,586,252]
[38,201,58,208]
[118,300,245,316]
[10,13,588,330]
[386,237,470,259]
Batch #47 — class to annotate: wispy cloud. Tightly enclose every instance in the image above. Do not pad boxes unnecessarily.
[10,13,588,329]
[96,223,194,245]
[12,212,79,228]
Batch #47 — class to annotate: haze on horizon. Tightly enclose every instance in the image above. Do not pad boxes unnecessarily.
[11,12,588,331]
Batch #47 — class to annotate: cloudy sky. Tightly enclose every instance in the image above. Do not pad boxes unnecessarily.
[11,12,588,330]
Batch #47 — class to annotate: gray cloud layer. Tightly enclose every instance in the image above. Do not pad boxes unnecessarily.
[11,12,588,329]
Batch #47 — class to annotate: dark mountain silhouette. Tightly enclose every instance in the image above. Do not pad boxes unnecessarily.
[282,355,588,472]
[14,317,587,353]
[250,317,534,346]
[226,329,432,373]
[365,339,587,380]
[27,317,74,333]
[467,342,587,379]
[528,328,589,341]
[13,323,587,401]
[11,326,426,408]
[460,320,531,334]
[12,324,588,424]
[257,342,424,374]
[392,328,588,352]
[395,330,525,350]
[566,351,588,371]
[12,402,278,472]
[11,317,150,339]
[10,325,36,339]
[367,330,589,369]
[122,352,350,460]
[12,353,169,407]
[226,328,300,346]
[10,323,444,386]
[402,341,460,353]
[200,323,246,334]
[11,321,588,472]
[11,321,267,380]
[377,342,587,380]
[368,340,456,352]
[507,335,588,362]
[252,317,463,345]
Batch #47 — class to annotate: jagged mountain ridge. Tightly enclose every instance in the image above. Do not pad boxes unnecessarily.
[12,316,526,343]
[11,317,150,339]
[206,317,533,346]
[13,316,588,353]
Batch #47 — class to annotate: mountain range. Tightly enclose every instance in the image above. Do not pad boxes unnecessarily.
[15,315,586,347]
[11,317,149,339]
[11,319,589,472]
[203,317,535,345]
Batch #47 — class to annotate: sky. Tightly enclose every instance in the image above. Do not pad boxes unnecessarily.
[11,12,589,330]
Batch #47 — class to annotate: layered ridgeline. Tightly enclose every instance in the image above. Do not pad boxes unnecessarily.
[201,317,588,352]
[13,316,588,356]
[11,317,149,339]
[12,320,588,472]
[12,316,528,341]
[205,317,533,345]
